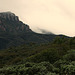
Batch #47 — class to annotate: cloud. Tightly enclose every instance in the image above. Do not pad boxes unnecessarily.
[55,1,75,19]
[0,0,75,36]
[37,28,54,34]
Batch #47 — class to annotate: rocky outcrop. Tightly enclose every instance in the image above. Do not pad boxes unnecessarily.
[0,12,19,21]
[0,12,32,33]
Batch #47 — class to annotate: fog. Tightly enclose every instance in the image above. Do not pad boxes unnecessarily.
[0,0,75,36]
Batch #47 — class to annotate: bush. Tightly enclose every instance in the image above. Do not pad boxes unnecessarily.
[60,61,75,74]
[63,50,75,61]
[0,62,59,75]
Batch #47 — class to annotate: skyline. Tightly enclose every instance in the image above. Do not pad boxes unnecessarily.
[0,0,75,36]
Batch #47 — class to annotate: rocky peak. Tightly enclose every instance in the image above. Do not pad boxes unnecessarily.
[0,12,32,33]
[0,12,19,21]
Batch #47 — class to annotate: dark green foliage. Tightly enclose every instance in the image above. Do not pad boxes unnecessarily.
[54,50,75,75]
[63,50,75,61]
[26,48,60,63]
[60,61,75,75]
[0,36,75,75]
[0,62,59,75]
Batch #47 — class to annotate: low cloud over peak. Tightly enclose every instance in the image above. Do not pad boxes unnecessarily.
[0,0,75,36]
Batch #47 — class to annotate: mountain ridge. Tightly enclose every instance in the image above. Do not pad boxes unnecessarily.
[0,12,68,50]
[0,12,32,33]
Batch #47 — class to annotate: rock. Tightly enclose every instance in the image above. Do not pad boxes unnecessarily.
[0,12,19,21]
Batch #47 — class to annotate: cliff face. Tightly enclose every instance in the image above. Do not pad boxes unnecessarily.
[0,12,32,33]
[0,12,19,21]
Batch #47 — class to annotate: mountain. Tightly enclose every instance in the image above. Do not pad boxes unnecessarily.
[0,12,32,33]
[0,12,67,50]
[0,12,74,75]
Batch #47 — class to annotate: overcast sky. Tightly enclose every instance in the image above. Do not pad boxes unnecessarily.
[0,0,75,36]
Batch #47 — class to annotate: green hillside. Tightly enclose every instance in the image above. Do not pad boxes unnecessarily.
[0,36,75,75]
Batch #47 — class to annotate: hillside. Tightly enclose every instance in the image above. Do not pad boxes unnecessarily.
[0,36,75,75]
[0,12,75,75]
[0,12,57,50]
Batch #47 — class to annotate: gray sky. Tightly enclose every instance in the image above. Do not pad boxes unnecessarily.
[0,0,75,36]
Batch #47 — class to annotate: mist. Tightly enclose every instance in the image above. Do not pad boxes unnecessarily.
[0,0,75,36]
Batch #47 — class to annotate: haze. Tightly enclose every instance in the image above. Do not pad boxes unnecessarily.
[0,0,75,36]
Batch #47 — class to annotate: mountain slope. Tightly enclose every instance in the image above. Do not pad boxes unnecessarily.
[0,12,32,33]
[0,36,75,75]
[0,12,67,49]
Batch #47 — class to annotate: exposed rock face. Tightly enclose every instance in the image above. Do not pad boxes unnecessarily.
[0,12,19,21]
[0,12,32,33]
